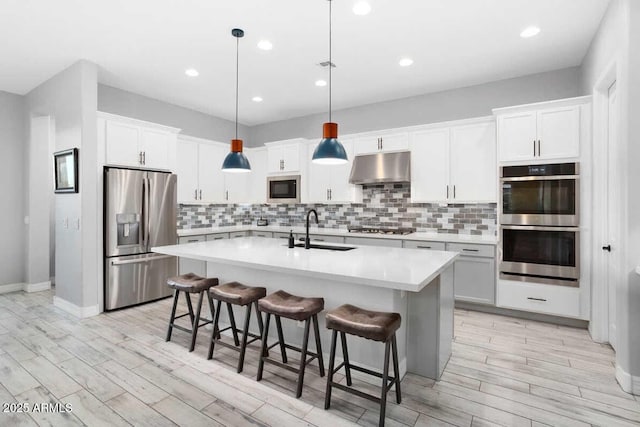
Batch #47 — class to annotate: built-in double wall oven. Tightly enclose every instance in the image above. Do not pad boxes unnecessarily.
[500,163,579,287]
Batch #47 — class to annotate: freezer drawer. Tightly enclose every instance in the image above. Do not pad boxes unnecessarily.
[105,253,176,310]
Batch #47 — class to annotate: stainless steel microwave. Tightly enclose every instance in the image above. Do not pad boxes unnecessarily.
[267,175,300,203]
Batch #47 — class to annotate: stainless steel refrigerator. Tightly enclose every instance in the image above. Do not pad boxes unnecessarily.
[104,167,177,310]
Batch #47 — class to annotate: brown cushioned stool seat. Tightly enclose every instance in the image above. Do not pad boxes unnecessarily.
[257,290,325,398]
[325,304,401,342]
[165,273,218,352]
[207,282,267,373]
[324,304,402,427]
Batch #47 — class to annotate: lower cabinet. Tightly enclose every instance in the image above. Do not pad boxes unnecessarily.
[403,240,446,251]
[178,235,207,277]
[446,243,496,305]
[251,230,273,238]
[229,231,249,239]
[497,280,582,318]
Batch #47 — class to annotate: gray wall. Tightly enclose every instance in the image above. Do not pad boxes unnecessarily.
[0,91,25,285]
[249,67,583,145]
[26,60,99,308]
[98,84,250,143]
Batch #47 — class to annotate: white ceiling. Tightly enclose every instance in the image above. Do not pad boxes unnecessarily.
[0,0,610,125]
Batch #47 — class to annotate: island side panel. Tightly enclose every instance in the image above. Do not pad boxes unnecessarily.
[205,261,410,378]
[406,263,454,380]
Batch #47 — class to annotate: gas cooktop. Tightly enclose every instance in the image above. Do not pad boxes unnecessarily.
[347,226,416,235]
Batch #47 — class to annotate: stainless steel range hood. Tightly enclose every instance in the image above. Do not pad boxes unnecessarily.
[348,151,411,184]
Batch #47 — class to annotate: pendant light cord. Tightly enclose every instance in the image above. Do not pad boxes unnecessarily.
[235,35,239,140]
[329,0,332,123]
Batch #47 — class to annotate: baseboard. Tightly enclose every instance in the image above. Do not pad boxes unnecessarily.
[615,364,640,395]
[53,296,100,319]
[0,283,26,294]
[24,281,51,293]
[0,281,51,294]
[455,301,589,329]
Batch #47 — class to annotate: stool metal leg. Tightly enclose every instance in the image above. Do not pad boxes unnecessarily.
[189,290,205,352]
[206,289,217,337]
[340,331,352,386]
[312,314,325,377]
[237,304,252,373]
[324,329,338,410]
[227,302,240,346]
[257,313,271,381]
[391,334,401,404]
[380,340,391,427]
[274,315,288,363]
[254,301,264,336]
[207,300,223,359]
[295,318,311,398]
[185,292,195,325]
[165,289,179,342]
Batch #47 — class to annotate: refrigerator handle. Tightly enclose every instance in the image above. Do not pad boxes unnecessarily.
[141,177,146,249]
[144,177,151,251]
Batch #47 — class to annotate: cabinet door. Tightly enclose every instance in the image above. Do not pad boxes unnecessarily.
[224,172,250,203]
[450,122,497,202]
[409,128,450,202]
[139,128,171,170]
[247,149,267,203]
[328,139,356,202]
[198,143,226,203]
[453,256,495,304]
[105,120,140,167]
[178,236,207,276]
[353,135,382,155]
[497,112,537,162]
[267,146,284,173]
[176,140,200,203]
[308,160,331,202]
[282,144,300,172]
[536,106,579,159]
[379,132,409,152]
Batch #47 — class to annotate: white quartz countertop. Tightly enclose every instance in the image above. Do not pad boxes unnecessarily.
[153,236,459,292]
[177,225,498,245]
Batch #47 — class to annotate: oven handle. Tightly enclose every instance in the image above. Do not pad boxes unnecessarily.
[501,225,579,232]
[501,175,579,182]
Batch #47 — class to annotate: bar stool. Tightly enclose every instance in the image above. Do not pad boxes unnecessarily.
[207,282,267,373]
[257,290,325,398]
[324,304,402,427]
[165,273,219,352]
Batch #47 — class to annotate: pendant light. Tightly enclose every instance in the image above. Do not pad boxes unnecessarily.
[222,28,251,173]
[312,0,348,165]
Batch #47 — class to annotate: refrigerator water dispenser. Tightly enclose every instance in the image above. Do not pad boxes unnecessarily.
[116,213,140,246]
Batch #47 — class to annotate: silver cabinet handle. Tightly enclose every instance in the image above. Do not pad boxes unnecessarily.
[537,140,541,157]
[417,245,432,249]
[462,248,479,252]
[533,140,536,157]
[527,297,547,302]
[194,189,198,200]
[453,185,456,199]
[187,239,199,243]
[142,151,146,165]
[213,236,224,240]
[139,151,143,164]
[446,185,449,199]
[111,255,174,266]
[225,190,229,201]
[380,138,383,150]
[326,189,329,200]
[329,189,332,200]
[312,238,325,242]
[199,189,202,200]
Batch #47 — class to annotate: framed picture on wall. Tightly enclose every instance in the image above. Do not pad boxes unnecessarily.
[53,148,79,193]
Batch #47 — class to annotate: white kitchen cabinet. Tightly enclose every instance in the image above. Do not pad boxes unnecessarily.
[496,101,581,162]
[229,231,249,238]
[177,135,235,204]
[267,140,302,173]
[403,240,446,251]
[447,243,495,305]
[247,148,267,203]
[223,171,250,203]
[178,235,207,277]
[100,112,179,170]
[354,132,408,155]
[410,119,496,203]
[206,233,229,241]
[252,230,273,238]
[497,279,582,318]
[308,139,357,203]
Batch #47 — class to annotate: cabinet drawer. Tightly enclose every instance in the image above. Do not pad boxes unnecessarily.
[252,231,273,238]
[308,234,344,244]
[179,235,205,244]
[497,280,581,318]
[273,232,296,240]
[229,231,249,238]
[446,243,495,258]
[403,240,446,251]
[344,237,403,248]
[206,233,229,241]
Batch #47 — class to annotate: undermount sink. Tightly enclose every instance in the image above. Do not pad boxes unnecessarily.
[292,243,356,251]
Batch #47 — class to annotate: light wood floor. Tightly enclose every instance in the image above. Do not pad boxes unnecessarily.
[0,289,638,427]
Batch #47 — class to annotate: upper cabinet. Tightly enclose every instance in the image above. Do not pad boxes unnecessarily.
[410,119,497,203]
[354,131,409,155]
[308,139,360,203]
[99,112,180,170]
[176,135,226,203]
[495,97,589,163]
[246,147,267,203]
[266,139,305,173]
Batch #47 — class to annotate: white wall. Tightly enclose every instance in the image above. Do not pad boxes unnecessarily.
[26,60,99,310]
[249,67,583,145]
[0,91,25,286]
[97,84,250,144]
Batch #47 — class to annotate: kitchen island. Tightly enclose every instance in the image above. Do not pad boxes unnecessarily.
[153,236,458,380]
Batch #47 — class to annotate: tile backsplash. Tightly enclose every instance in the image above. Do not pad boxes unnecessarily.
[178,183,496,236]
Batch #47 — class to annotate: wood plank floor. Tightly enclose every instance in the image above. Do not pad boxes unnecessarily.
[0,289,638,426]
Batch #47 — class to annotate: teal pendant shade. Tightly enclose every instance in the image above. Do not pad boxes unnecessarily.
[222,151,251,173]
[312,137,348,165]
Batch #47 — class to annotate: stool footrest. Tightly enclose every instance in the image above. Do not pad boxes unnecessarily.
[331,362,396,392]
[170,318,212,334]
[262,354,319,374]
[330,382,385,404]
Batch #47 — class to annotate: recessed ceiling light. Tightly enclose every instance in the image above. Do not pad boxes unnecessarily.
[520,26,541,38]
[315,79,327,87]
[353,1,371,15]
[257,40,273,50]
[185,68,199,77]
[252,96,263,102]
[399,58,414,67]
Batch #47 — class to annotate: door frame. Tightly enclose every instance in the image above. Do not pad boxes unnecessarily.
[590,56,621,344]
